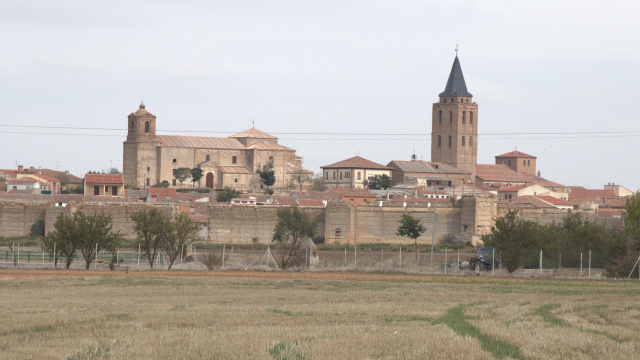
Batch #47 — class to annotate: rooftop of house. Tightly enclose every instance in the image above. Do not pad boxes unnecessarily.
[328,187,377,198]
[85,174,124,184]
[498,185,527,192]
[147,187,178,197]
[535,195,572,206]
[499,195,556,209]
[495,150,537,159]
[476,164,530,183]
[321,156,392,171]
[229,127,277,139]
[569,188,617,200]
[387,160,470,175]
[7,178,39,185]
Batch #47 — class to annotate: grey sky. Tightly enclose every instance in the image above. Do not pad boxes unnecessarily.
[1,1,639,190]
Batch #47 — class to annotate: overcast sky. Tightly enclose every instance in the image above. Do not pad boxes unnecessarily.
[1,1,639,191]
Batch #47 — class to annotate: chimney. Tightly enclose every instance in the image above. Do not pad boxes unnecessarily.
[29,166,35,173]
[18,165,23,172]
[65,170,70,175]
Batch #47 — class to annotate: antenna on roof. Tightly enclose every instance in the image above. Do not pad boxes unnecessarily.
[411,150,417,161]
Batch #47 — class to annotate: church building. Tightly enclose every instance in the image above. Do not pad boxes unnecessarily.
[430,55,478,178]
[123,104,308,191]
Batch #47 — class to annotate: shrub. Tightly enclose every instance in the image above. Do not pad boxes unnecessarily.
[194,187,211,193]
[312,235,325,245]
[198,249,224,270]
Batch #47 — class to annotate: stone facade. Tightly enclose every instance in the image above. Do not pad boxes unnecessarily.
[123,103,307,191]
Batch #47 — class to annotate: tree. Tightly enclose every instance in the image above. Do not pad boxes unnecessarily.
[131,208,170,269]
[272,207,317,269]
[625,192,640,247]
[396,214,427,262]
[216,187,241,203]
[309,173,327,191]
[367,174,392,190]
[163,212,201,270]
[107,167,121,174]
[175,167,192,188]
[257,163,276,194]
[191,168,204,188]
[482,210,540,273]
[289,168,312,192]
[44,211,122,269]
[57,173,70,193]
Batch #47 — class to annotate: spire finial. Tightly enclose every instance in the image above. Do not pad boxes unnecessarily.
[455,43,458,57]
[252,119,255,128]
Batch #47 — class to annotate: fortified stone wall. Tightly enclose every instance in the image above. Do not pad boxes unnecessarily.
[496,207,597,225]
[0,201,48,237]
[207,204,326,244]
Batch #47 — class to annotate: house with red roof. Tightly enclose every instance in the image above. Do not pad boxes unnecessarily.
[6,178,41,194]
[328,187,377,206]
[321,156,392,189]
[84,174,124,197]
[17,173,61,194]
[386,160,472,188]
[497,184,551,201]
[475,164,530,189]
[495,151,537,175]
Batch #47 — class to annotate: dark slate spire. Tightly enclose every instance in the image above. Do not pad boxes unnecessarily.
[439,56,472,97]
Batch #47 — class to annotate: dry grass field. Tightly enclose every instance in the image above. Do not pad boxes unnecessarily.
[1,270,639,359]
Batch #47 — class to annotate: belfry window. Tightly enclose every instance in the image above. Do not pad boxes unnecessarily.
[144,121,150,132]
[462,111,466,124]
[449,110,452,123]
[469,136,473,147]
[438,135,441,146]
[130,120,134,132]
[438,111,442,124]
[470,112,473,124]
[462,136,465,146]
[528,160,530,166]
[523,160,526,166]
[448,136,452,146]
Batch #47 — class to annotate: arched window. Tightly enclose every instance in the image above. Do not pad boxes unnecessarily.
[460,98,463,103]
[528,160,530,166]
[469,136,473,147]
[438,111,442,124]
[448,135,452,146]
[144,121,150,132]
[437,135,441,146]
[462,111,466,124]
[470,112,474,124]
[462,136,465,146]
[523,160,526,166]
[466,99,469,103]
[443,98,447,103]
[508,159,511,166]
[130,120,134,132]
[449,110,453,123]
[450,98,453,103]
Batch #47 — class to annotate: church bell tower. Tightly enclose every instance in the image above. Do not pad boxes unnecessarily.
[430,55,478,178]
[123,103,159,188]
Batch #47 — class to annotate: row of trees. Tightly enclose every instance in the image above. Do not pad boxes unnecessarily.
[483,193,640,275]
[42,208,201,270]
[173,168,204,188]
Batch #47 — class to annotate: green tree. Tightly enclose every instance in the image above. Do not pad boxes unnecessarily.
[216,187,242,203]
[625,192,640,246]
[272,207,317,269]
[131,208,170,269]
[396,214,427,262]
[56,173,70,193]
[482,210,541,273]
[366,175,392,190]
[107,167,121,174]
[174,167,192,188]
[289,168,312,192]
[257,163,276,194]
[190,168,204,188]
[43,213,76,269]
[163,213,202,270]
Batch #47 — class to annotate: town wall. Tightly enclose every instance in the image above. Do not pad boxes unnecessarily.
[0,200,48,237]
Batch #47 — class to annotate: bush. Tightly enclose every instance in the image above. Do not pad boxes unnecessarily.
[312,235,325,245]
[195,187,211,193]
[198,249,224,270]
[176,188,192,193]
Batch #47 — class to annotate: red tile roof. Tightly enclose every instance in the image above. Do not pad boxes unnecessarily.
[499,195,555,208]
[246,143,293,151]
[321,156,392,170]
[569,188,617,200]
[329,187,377,198]
[476,164,529,183]
[598,208,625,218]
[85,174,124,184]
[386,160,470,175]
[271,196,298,206]
[8,178,39,185]
[495,151,537,158]
[230,128,277,139]
[296,199,325,207]
[498,185,526,192]
[148,187,178,197]
[535,195,572,206]
[604,197,629,208]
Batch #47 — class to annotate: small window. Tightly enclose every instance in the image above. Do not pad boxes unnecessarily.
[340,172,343,180]
[462,111,466,124]
[130,120,134,132]
[528,160,530,166]
[269,157,274,165]
[172,179,176,186]
[146,178,150,186]
[232,156,237,164]
[234,178,238,183]
[145,121,150,132]
[469,136,473,147]
[450,98,453,103]
[523,160,526,166]
[448,136,452,146]
[206,155,210,161]
[333,172,336,180]
[449,110,453,123]
[466,99,469,103]
[172,169,176,176]
[147,167,150,172]
[325,172,328,180]
[462,136,465,146]
[335,229,341,237]
[470,112,474,124]
[508,160,511,166]
[460,98,463,103]
[105,186,109,192]
[438,111,442,124]
[357,172,361,180]
[345,172,350,178]
[172,159,177,163]
[443,98,447,103]
[438,135,441,146]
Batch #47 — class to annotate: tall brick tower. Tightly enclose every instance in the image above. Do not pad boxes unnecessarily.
[430,55,478,178]
[123,103,158,188]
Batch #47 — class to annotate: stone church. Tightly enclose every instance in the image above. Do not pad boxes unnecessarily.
[123,104,308,190]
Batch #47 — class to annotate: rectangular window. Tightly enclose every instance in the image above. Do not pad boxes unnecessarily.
[112,186,118,196]
[269,157,274,165]
[462,111,466,124]
[206,155,210,161]
[470,112,473,124]
[172,179,176,186]
[173,159,177,163]
[340,172,342,180]
[438,111,442,124]
[146,178,150,186]
[232,156,237,164]
[105,186,109,192]
[357,172,361,180]
[325,172,328,180]
[172,169,176,176]
[234,177,238,183]
[448,136,452,146]
[333,172,336,180]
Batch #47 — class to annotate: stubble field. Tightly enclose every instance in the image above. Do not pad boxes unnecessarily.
[0,269,639,359]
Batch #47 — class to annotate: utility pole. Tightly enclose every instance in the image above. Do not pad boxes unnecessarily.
[431,187,437,267]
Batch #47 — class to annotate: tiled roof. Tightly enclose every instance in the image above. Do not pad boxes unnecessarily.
[329,187,377,198]
[499,195,555,208]
[427,162,471,174]
[570,188,617,199]
[157,135,246,149]
[520,173,566,188]
[321,156,392,170]
[38,169,83,184]
[190,214,208,223]
[598,208,625,218]
[604,197,629,208]
[85,174,124,184]
[498,185,526,192]
[535,195,572,206]
[20,173,60,182]
[495,151,537,159]
[246,142,292,151]
[8,178,39,185]
[271,196,298,206]
[296,199,325,207]
[476,164,529,183]
[290,191,341,201]
[388,160,436,173]
[229,128,277,139]
[217,166,253,174]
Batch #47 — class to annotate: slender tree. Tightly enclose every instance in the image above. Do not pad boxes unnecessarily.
[482,210,540,273]
[396,214,427,263]
[190,168,204,188]
[289,167,312,192]
[175,167,192,188]
[257,163,276,194]
[216,187,242,203]
[131,208,170,269]
[163,213,201,270]
[272,207,317,269]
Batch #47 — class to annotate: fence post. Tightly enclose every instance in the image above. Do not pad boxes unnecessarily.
[444,248,447,274]
[137,244,140,270]
[399,247,402,270]
[180,244,184,264]
[539,250,542,274]
[580,253,583,277]
[42,249,45,264]
[28,250,30,263]
[492,248,495,275]
[354,244,357,267]
[457,250,460,270]
[54,242,56,268]
[559,252,561,269]
[381,249,383,266]
[17,243,19,267]
[588,250,591,279]
[222,244,226,269]
[343,248,346,266]
[94,243,97,270]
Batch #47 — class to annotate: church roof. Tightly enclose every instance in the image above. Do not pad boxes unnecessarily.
[230,128,277,139]
[476,164,529,183]
[246,142,293,151]
[439,56,472,97]
[157,135,246,149]
[321,156,393,170]
[130,103,155,117]
[495,151,537,159]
